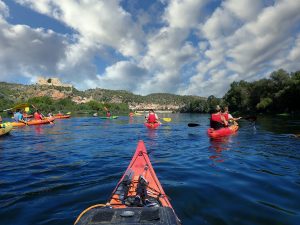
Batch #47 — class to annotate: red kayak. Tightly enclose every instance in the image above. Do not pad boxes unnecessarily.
[74,140,181,225]
[144,122,160,129]
[207,123,239,138]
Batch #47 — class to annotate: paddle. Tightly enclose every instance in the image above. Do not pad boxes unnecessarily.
[31,104,54,125]
[66,112,71,115]
[20,119,29,126]
[162,118,171,122]
[188,123,200,127]
[0,103,31,112]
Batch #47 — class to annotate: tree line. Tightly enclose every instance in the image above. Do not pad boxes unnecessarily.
[184,69,300,114]
[0,96,129,117]
[1,69,299,116]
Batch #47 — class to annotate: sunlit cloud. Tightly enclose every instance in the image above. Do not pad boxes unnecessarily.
[0,0,299,97]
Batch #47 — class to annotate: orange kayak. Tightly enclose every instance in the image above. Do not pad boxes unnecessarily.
[54,115,70,119]
[74,140,181,225]
[207,123,239,138]
[11,117,55,127]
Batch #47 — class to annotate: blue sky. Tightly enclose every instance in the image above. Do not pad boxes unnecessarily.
[0,0,300,97]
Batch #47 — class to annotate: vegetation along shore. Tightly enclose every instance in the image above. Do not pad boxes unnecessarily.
[0,69,299,116]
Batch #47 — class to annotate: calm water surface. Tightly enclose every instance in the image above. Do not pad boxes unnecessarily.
[0,114,299,225]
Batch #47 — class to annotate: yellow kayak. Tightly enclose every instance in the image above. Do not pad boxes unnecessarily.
[0,122,13,136]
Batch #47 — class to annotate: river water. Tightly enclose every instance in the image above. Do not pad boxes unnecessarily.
[0,114,299,225]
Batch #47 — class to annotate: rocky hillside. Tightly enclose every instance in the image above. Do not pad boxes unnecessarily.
[0,81,205,111]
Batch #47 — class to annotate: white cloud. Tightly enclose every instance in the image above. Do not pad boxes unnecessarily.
[182,69,239,97]
[226,0,300,74]
[94,61,148,92]
[185,0,300,96]
[224,0,263,22]
[16,0,145,57]
[0,0,9,18]
[288,35,300,62]
[0,17,67,82]
[0,0,299,97]
[163,0,207,28]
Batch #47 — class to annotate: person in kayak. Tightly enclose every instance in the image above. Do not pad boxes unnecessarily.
[223,106,242,124]
[14,109,27,123]
[56,111,63,116]
[145,109,160,124]
[34,110,44,120]
[210,105,228,129]
[106,110,111,118]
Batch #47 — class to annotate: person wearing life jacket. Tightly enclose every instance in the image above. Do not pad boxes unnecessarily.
[223,106,242,125]
[14,109,27,124]
[34,110,43,120]
[210,105,228,129]
[145,109,159,124]
[106,111,111,118]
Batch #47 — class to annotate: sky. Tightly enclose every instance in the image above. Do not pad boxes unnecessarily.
[0,0,300,97]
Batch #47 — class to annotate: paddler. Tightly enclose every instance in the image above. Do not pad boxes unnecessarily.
[223,106,241,124]
[210,105,228,129]
[145,109,160,124]
[106,110,111,118]
[34,110,44,120]
[14,109,27,123]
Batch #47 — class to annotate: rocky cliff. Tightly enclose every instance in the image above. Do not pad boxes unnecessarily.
[0,82,205,111]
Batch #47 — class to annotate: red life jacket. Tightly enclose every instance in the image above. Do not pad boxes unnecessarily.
[34,112,42,120]
[147,113,156,123]
[211,113,223,123]
[223,113,229,121]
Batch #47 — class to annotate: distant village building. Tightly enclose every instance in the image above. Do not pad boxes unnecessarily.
[37,77,73,89]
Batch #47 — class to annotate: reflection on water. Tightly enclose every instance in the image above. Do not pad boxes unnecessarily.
[258,115,300,135]
[34,125,43,135]
[0,115,300,225]
[209,137,231,163]
[147,128,159,140]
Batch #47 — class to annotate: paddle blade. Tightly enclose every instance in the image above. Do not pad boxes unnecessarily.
[66,112,71,115]
[188,123,200,127]
[14,103,30,109]
[162,118,171,122]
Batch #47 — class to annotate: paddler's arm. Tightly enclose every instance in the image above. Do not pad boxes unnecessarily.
[221,115,228,126]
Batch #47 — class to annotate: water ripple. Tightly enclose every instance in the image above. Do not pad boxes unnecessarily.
[0,115,299,225]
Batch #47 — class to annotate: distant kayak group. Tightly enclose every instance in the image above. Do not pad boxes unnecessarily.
[0,104,72,136]
[1,103,250,225]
